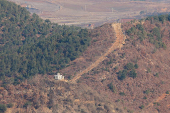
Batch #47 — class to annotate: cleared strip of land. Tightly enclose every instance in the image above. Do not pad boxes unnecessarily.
[70,23,126,83]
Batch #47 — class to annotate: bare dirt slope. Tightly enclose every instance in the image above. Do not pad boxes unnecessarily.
[70,23,126,83]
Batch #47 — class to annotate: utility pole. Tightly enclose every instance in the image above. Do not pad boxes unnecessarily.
[85,5,86,11]
[112,8,114,13]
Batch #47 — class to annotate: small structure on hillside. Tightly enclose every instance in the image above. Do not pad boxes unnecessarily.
[54,73,64,80]
[87,24,94,29]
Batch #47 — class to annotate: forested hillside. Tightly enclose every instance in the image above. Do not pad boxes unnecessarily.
[1,0,170,113]
[0,0,90,84]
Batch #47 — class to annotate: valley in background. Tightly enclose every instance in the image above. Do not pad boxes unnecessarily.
[8,0,170,28]
[0,0,170,113]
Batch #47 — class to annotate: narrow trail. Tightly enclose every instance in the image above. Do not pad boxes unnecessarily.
[146,93,170,109]
[74,99,95,104]
[70,23,126,83]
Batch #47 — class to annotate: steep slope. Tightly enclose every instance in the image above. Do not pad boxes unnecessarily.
[61,15,170,113]
[70,23,126,83]
[0,1,125,113]
[1,0,170,112]
[0,0,90,83]
[1,22,127,113]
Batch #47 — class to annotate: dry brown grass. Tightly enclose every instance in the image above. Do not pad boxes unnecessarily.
[70,23,126,83]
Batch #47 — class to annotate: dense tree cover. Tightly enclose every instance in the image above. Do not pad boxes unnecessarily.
[117,63,137,80]
[146,14,170,24]
[124,62,134,70]
[107,82,116,93]
[0,0,90,83]
[0,104,6,113]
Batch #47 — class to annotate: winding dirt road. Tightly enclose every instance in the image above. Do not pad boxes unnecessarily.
[70,23,126,83]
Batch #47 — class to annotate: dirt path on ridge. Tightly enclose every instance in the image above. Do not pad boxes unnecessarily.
[70,23,126,83]
[146,93,170,109]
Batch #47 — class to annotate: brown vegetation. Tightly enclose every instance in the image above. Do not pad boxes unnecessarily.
[1,18,170,113]
[70,23,126,83]
[61,19,170,112]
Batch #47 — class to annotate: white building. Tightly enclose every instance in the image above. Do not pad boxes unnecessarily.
[54,73,64,80]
